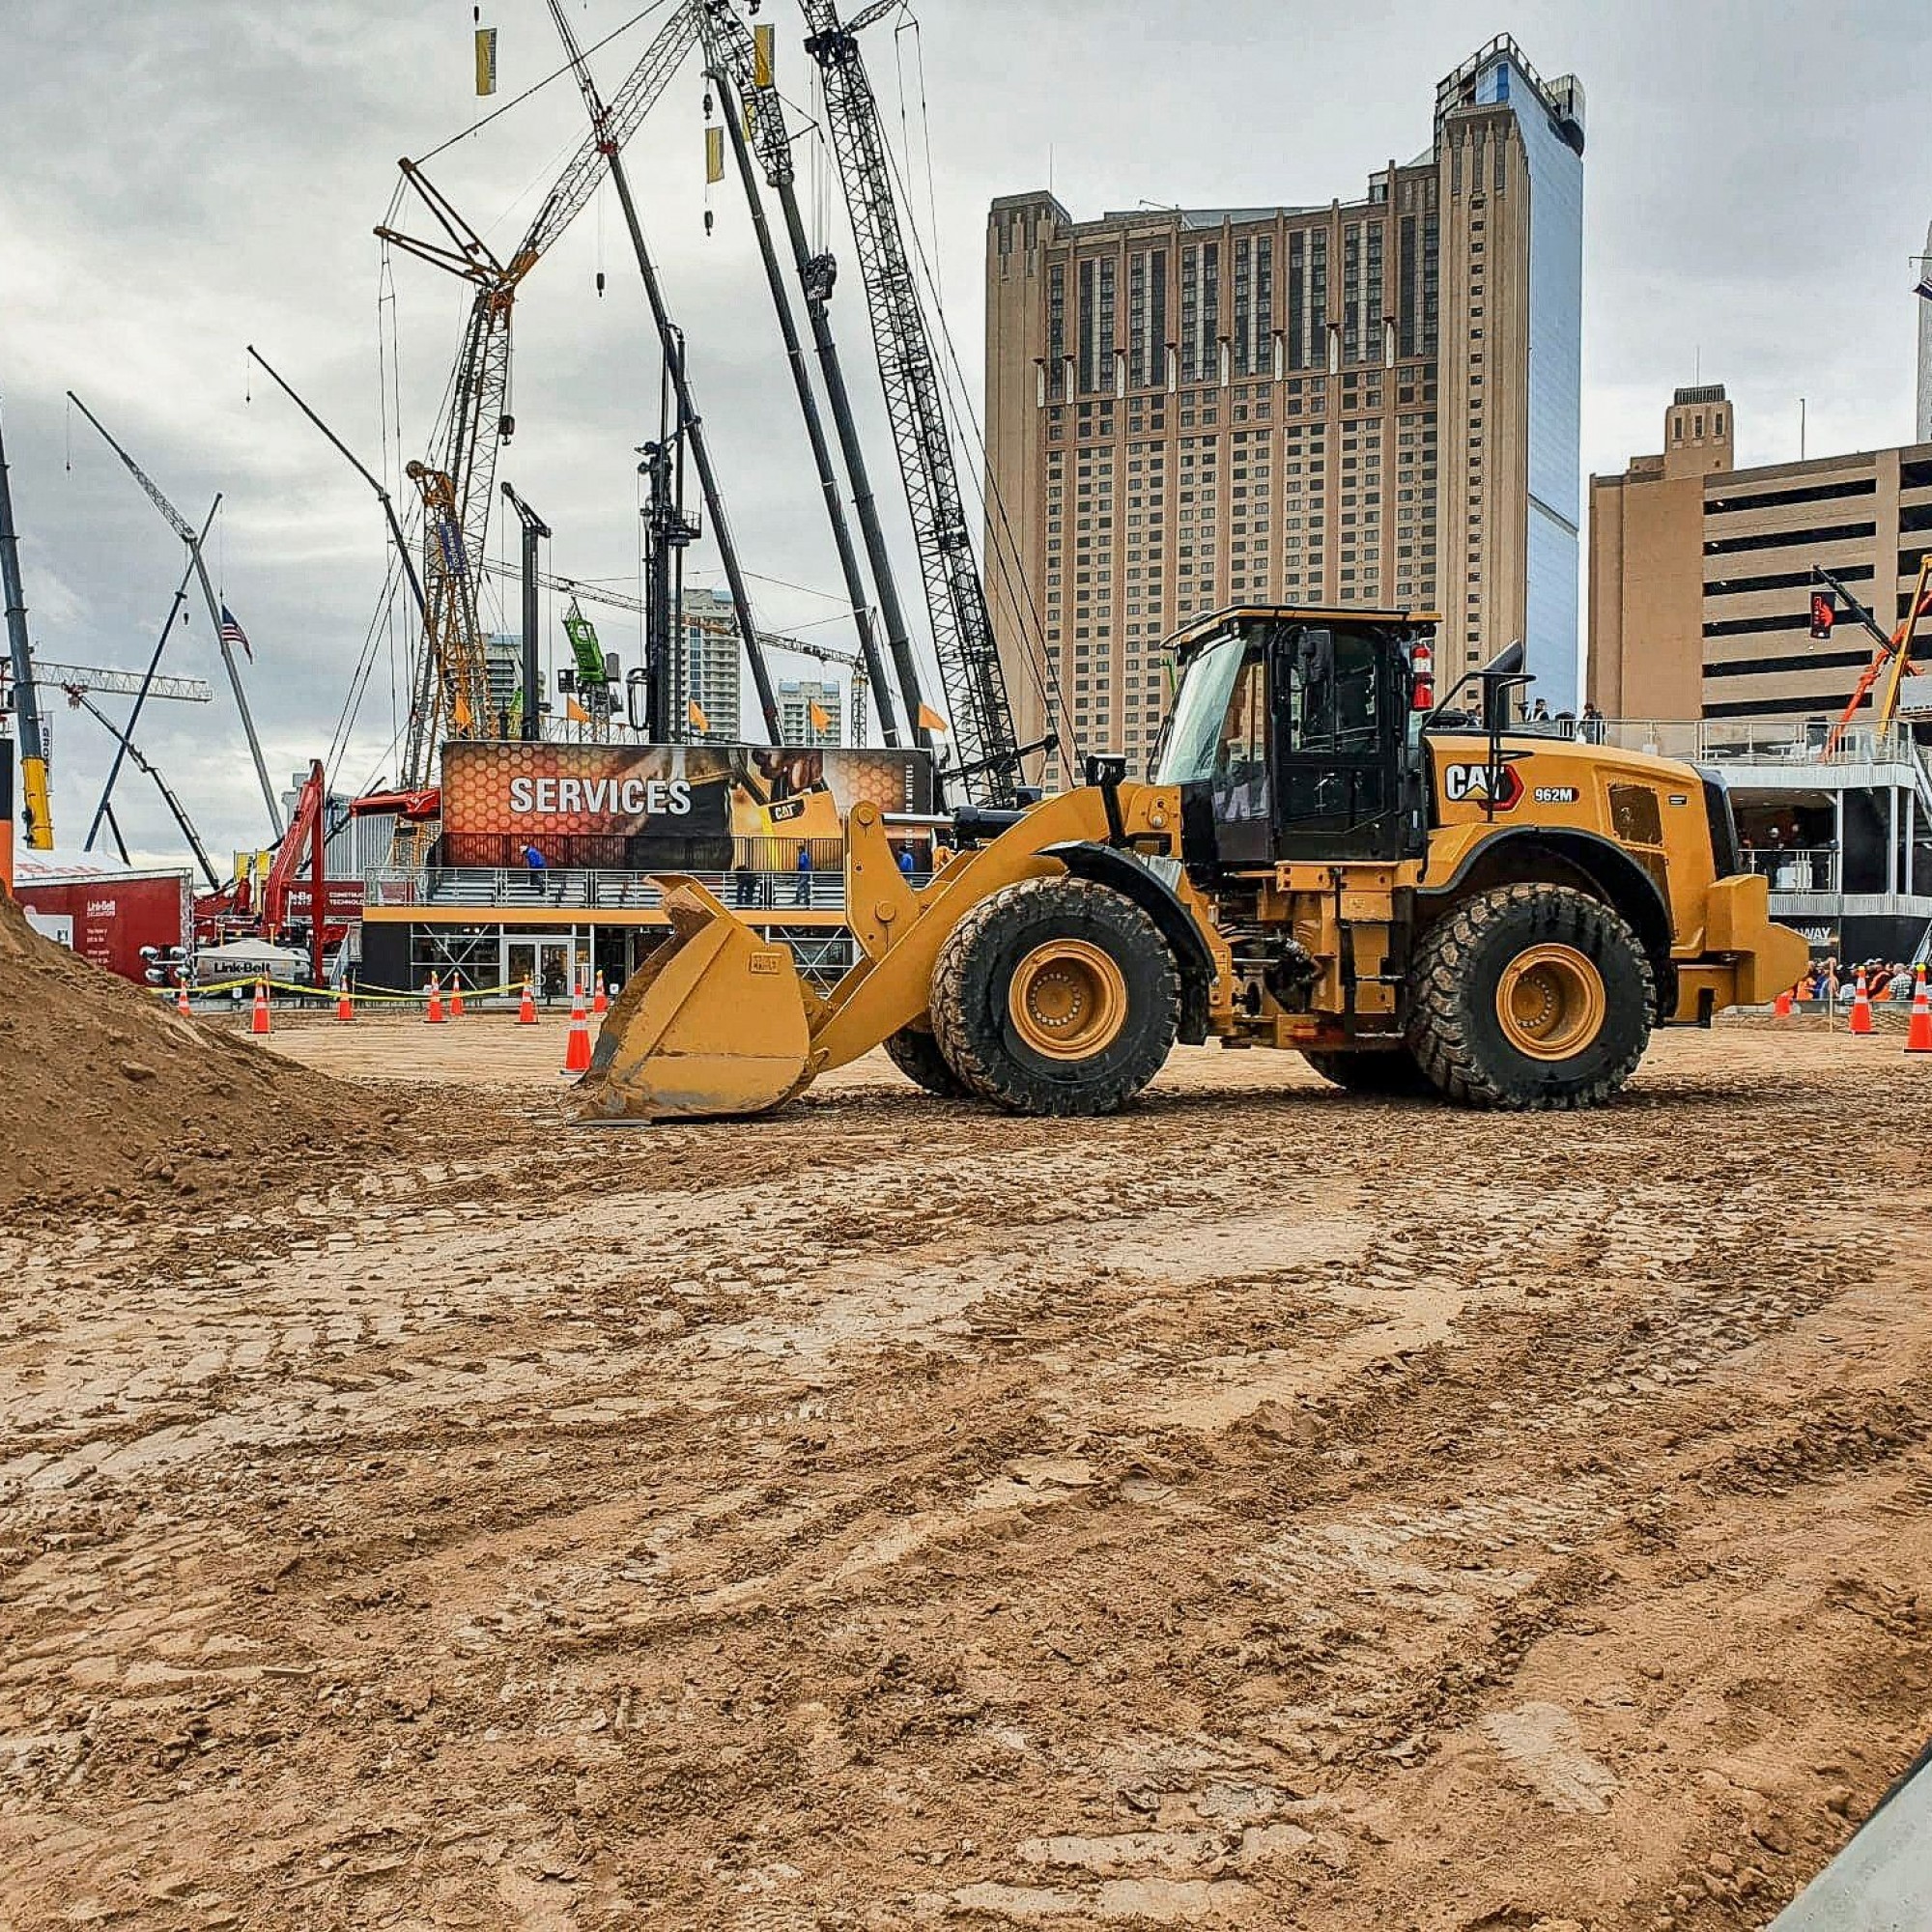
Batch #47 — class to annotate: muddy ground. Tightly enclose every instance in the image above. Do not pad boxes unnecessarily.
[1,1018,1928,1930]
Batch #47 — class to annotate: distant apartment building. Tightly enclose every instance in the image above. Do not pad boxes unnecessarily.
[484,633,526,734]
[984,36,1585,782]
[1590,384,1932,724]
[779,677,843,748]
[676,586,742,742]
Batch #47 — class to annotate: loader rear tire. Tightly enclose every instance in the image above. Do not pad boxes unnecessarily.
[883,1025,970,1098]
[1301,1046,1433,1096]
[1406,883,1654,1111]
[929,876,1179,1117]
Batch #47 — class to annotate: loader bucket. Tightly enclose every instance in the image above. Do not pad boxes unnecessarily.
[571,877,813,1122]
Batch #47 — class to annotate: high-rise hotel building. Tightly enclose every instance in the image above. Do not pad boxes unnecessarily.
[984,37,1584,783]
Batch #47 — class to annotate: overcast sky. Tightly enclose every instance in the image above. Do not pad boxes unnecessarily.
[3,0,1929,869]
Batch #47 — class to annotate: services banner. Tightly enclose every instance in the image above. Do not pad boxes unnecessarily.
[439,741,933,869]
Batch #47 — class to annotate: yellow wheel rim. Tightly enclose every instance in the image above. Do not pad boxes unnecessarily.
[1495,943,1606,1061]
[1009,939,1128,1060]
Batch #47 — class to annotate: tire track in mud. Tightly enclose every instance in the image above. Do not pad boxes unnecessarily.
[1,1032,1930,1929]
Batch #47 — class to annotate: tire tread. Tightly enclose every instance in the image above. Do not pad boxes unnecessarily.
[1405,883,1654,1111]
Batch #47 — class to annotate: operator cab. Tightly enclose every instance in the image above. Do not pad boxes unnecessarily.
[1151,605,1438,873]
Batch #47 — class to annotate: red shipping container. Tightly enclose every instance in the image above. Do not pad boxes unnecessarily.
[13,866,193,984]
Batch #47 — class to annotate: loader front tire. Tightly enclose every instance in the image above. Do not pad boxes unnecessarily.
[883,1025,971,1098]
[929,876,1179,1117]
[1406,883,1654,1110]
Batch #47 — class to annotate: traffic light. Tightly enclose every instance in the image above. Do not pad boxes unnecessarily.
[1809,589,1835,641]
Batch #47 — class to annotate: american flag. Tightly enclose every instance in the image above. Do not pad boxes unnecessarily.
[218,604,253,663]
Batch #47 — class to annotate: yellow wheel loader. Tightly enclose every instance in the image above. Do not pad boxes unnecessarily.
[578,608,1806,1122]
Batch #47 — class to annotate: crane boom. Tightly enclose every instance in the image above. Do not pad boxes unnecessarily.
[544,0,782,742]
[800,0,1020,804]
[697,3,901,744]
[700,0,928,757]
[61,685,222,893]
[66,393,283,835]
[376,3,700,782]
[21,662,213,702]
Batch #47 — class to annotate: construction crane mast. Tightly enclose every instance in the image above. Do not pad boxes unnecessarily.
[800,0,1022,805]
[698,0,911,749]
[66,393,284,836]
[0,395,53,851]
[376,3,702,781]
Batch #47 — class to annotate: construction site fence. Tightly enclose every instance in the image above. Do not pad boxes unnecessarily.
[157,977,561,1008]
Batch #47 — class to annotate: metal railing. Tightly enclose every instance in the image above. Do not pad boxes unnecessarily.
[1588,718,1925,768]
[1744,847,1840,893]
[362,867,930,913]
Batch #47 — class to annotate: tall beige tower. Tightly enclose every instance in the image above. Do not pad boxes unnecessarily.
[1588,384,1734,721]
[984,37,1585,786]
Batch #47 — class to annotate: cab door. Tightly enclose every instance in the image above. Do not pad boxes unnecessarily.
[1272,620,1412,862]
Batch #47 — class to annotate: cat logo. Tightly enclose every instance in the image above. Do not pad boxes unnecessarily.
[1441,761,1523,810]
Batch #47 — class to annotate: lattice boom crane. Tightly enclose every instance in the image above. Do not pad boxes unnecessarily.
[799,0,1022,804]
[376,2,701,783]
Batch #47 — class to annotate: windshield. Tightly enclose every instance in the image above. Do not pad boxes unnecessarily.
[1151,631,1252,786]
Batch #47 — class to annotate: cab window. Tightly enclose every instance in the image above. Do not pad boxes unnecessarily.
[1282,624,1379,756]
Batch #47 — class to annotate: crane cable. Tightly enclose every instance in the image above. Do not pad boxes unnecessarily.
[869,60,1078,772]
[412,0,682,169]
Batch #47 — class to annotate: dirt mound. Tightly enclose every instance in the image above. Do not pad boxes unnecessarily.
[0,892,375,1211]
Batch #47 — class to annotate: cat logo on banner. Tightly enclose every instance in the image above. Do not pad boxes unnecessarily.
[474,26,498,98]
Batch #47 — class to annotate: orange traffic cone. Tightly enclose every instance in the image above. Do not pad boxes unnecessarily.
[425,975,444,1024]
[251,980,271,1036]
[592,977,609,1016]
[1849,970,1874,1037]
[449,980,466,1019]
[1907,968,1932,1054]
[175,981,192,1017]
[1773,986,1793,1020]
[562,983,592,1074]
[336,986,355,1023]
[518,978,538,1026]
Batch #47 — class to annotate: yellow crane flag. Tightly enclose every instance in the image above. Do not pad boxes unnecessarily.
[474,27,497,97]
[705,127,724,185]
[452,693,474,731]
[916,703,949,734]
[566,696,592,725]
[753,22,775,88]
[808,699,832,732]
[688,697,711,734]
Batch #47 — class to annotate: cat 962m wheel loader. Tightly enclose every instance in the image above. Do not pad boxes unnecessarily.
[577,608,1806,1121]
